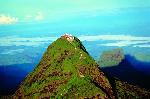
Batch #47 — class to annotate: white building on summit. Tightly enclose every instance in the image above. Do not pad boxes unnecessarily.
[62,33,74,42]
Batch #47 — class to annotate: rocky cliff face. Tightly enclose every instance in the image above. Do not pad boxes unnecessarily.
[13,35,115,99]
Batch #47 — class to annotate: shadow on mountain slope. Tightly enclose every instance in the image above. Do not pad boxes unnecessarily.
[101,55,150,90]
[126,55,150,74]
[0,63,35,95]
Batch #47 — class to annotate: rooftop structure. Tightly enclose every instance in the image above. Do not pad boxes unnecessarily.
[61,33,74,42]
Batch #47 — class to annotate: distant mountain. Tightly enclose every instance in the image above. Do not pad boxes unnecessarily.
[97,48,124,67]
[98,48,150,90]
[7,34,150,99]
[101,55,150,90]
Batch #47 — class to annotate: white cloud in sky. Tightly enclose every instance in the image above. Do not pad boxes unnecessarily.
[0,12,44,24]
[24,12,44,22]
[25,15,32,21]
[0,14,18,24]
[35,12,44,21]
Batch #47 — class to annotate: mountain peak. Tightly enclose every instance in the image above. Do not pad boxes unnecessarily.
[12,35,150,98]
[61,33,74,42]
[13,35,115,99]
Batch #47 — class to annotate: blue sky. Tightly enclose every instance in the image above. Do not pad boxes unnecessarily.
[0,0,150,24]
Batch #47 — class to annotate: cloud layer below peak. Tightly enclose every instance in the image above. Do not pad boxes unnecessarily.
[79,35,150,47]
[0,35,150,48]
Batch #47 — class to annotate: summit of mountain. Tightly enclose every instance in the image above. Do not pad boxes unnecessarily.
[13,34,114,99]
[12,34,150,99]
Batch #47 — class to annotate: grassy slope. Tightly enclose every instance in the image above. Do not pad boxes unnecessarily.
[114,78,150,99]
[13,37,114,99]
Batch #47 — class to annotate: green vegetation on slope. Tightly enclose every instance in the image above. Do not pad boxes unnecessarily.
[12,35,150,99]
[114,78,150,99]
[13,36,114,99]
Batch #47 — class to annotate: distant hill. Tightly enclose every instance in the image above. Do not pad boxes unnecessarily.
[4,34,149,99]
[97,48,124,67]
[101,55,150,90]
[98,48,150,90]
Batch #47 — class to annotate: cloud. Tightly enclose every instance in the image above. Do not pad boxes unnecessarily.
[0,35,150,48]
[25,15,32,21]
[133,44,150,48]
[99,41,150,47]
[24,12,44,22]
[0,14,18,24]
[35,12,44,21]
[79,35,150,41]
[0,36,57,47]
[1,49,24,55]
[79,35,150,48]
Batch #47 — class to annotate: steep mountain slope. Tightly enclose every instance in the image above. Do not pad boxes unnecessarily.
[13,35,115,99]
[12,34,150,99]
[114,78,150,99]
